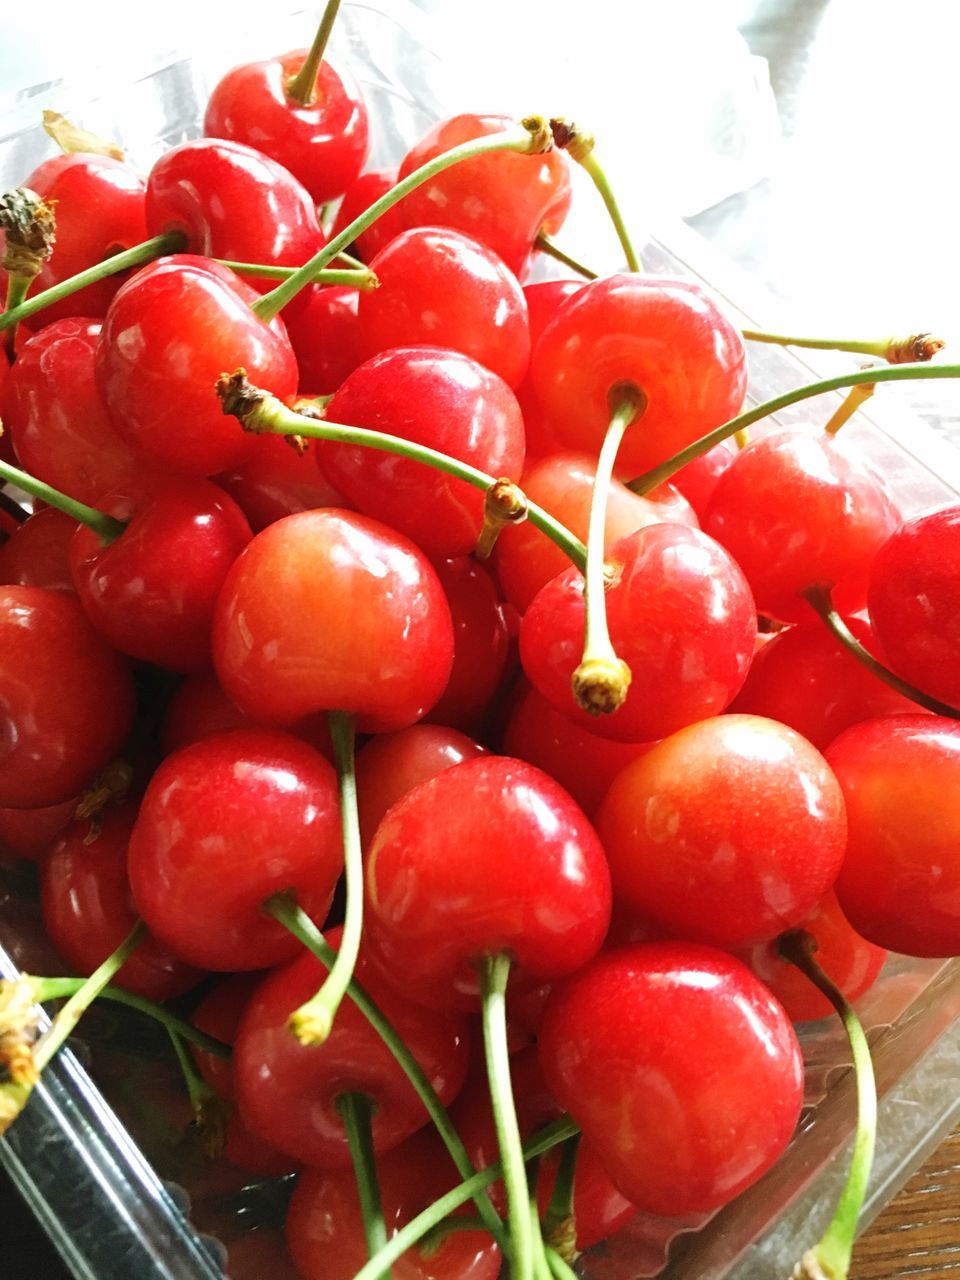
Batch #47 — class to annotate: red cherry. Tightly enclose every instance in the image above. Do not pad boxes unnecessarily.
[0,508,76,594]
[159,671,251,755]
[364,755,611,1010]
[319,348,525,558]
[281,286,367,395]
[96,256,298,476]
[515,280,584,460]
[127,729,342,970]
[213,509,454,733]
[0,797,76,862]
[0,586,136,808]
[41,802,202,1001]
[538,943,804,1216]
[216,432,348,532]
[530,275,747,474]
[670,439,736,520]
[520,525,756,743]
[597,714,847,947]
[397,114,571,276]
[428,556,510,731]
[330,168,403,262]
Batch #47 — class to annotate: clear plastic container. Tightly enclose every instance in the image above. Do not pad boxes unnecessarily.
[3,5,960,1277]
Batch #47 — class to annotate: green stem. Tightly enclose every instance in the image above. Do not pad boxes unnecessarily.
[803,586,960,718]
[167,1028,230,1157]
[481,954,534,1280]
[33,977,231,1059]
[252,119,551,322]
[823,383,875,435]
[215,260,377,290]
[531,1190,553,1280]
[581,151,642,273]
[266,894,507,1247]
[218,378,586,574]
[336,1092,391,1272]
[286,0,343,105]
[534,232,598,280]
[0,233,184,333]
[741,329,945,364]
[351,1116,578,1280]
[2,276,30,356]
[780,931,877,1280]
[627,362,960,496]
[288,713,361,1045]
[572,388,645,715]
[544,1246,581,1280]
[542,1132,581,1257]
[0,458,125,543]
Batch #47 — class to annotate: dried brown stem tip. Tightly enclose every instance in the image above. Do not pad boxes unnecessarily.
[475,477,528,560]
[0,977,42,1087]
[544,1215,578,1264]
[520,115,555,153]
[572,656,632,716]
[549,118,596,164]
[42,111,124,160]
[195,1091,231,1160]
[0,189,57,278]
[886,333,946,364]
[75,758,133,842]
[216,369,269,429]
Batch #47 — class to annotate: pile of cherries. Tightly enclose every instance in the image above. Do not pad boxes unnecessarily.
[2,5,960,1279]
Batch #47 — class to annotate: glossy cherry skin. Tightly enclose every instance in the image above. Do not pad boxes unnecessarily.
[127,729,342,971]
[320,348,525,558]
[330,168,403,262]
[145,140,324,280]
[397,114,571,277]
[494,450,697,615]
[204,52,368,205]
[355,723,486,849]
[281,285,367,395]
[516,280,583,460]
[216,432,348,532]
[359,227,530,388]
[13,155,147,325]
[827,716,960,956]
[520,524,756,743]
[0,508,76,594]
[41,802,202,1001]
[286,1128,500,1280]
[365,756,611,1010]
[867,505,960,708]
[539,943,804,1217]
[0,586,136,808]
[70,479,252,671]
[213,510,454,733]
[0,797,76,862]
[429,557,510,731]
[598,715,846,947]
[531,274,747,475]
[3,318,156,506]
[703,428,900,623]
[96,256,298,476]
[730,615,921,749]
[234,928,471,1168]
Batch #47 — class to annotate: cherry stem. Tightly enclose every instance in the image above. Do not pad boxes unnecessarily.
[0,457,126,544]
[265,893,507,1247]
[545,1246,580,1280]
[217,374,587,574]
[534,232,598,280]
[531,1189,553,1280]
[286,0,343,106]
[823,382,875,435]
[541,1132,581,1260]
[741,328,946,364]
[580,151,642,273]
[475,478,528,560]
[335,1091,391,1272]
[288,712,361,1046]
[626,361,960,496]
[2,277,30,358]
[252,118,553,322]
[350,1115,579,1280]
[780,930,877,1280]
[0,233,185,333]
[573,386,646,716]
[215,261,378,290]
[481,953,535,1280]
[803,585,960,719]
[167,1028,229,1159]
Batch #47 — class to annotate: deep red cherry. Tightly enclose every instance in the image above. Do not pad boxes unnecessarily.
[213,509,454,733]
[0,508,76,594]
[216,432,348,532]
[234,928,471,1168]
[70,479,253,672]
[0,586,136,808]
[520,524,756,743]
[281,285,367,395]
[539,943,804,1216]
[827,715,960,956]
[428,556,510,731]
[530,274,747,474]
[364,755,611,1010]
[397,113,571,276]
[96,255,298,476]
[330,168,403,262]
[127,729,342,971]
[598,714,846,946]
[159,671,251,755]
[0,797,77,862]
[319,348,525,557]
[204,52,369,205]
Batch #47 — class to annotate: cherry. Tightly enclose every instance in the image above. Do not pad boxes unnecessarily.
[233,928,471,1168]
[216,432,349,532]
[281,285,367,395]
[670,438,736,520]
[213,509,454,733]
[397,113,571,276]
[826,715,960,956]
[597,714,847,946]
[127,729,342,970]
[330,168,403,261]
[159,671,251,755]
[319,348,525,557]
[428,557,510,731]
[96,255,298,476]
[515,280,583,460]
[0,797,76,862]
[358,227,530,388]
[70,478,253,672]
[0,585,136,808]
[520,524,755,743]
[538,943,804,1216]
[0,507,76,593]
[41,802,202,1002]
[530,274,747,474]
